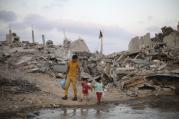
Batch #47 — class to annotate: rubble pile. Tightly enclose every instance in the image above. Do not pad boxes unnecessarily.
[0,70,40,94]
[0,36,92,80]
[75,45,179,97]
[97,24,179,97]
[0,47,69,78]
[105,47,179,95]
[46,40,54,47]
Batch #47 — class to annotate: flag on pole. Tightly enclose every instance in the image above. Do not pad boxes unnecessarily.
[99,30,103,39]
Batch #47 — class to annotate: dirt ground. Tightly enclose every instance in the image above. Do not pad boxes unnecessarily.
[0,70,127,113]
[0,66,175,116]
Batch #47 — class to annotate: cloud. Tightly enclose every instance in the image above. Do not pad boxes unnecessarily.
[56,20,99,36]
[146,26,160,32]
[138,16,154,24]
[0,10,17,22]
[56,19,132,40]
[103,25,132,38]
[43,0,69,9]
[145,26,161,37]
[11,22,27,30]
[7,14,132,53]
[147,16,153,21]
[23,14,55,31]
[18,14,132,40]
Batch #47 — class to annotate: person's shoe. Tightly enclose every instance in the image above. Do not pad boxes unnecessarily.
[62,96,68,100]
[79,99,83,102]
[72,96,77,101]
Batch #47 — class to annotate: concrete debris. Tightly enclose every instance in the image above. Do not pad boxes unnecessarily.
[52,64,67,73]
[129,33,151,51]
[46,40,54,47]
[56,73,64,78]
[161,26,174,36]
[15,56,33,65]
[138,84,156,91]
[70,38,90,52]
[0,71,40,94]
[63,38,71,50]
[129,25,179,51]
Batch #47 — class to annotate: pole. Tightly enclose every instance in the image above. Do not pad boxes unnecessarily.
[42,34,45,48]
[32,28,35,43]
[100,37,103,55]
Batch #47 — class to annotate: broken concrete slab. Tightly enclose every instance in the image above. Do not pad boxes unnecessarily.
[128,59,149,65]
[138,84,156,91]
[46,40,53,47]
[55,73,65,79]
[70,38,90,52]
[146,74,179,80]
[15,56,32,65]
[52,64,67,73]
[116,67,135,72]
[81,72,92,80]
[121,78,145,90]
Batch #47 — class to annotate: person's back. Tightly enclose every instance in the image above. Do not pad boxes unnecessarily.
[95,82,103,92]
[82,80,91,95]
[80,78,91,101]
[68,60,79,78]
[62,55,80,101]
[95,79,103,105]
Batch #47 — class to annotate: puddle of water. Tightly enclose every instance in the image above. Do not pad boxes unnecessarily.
[1,96,179,119]
[26,104,179,119]
[25,96,179,119]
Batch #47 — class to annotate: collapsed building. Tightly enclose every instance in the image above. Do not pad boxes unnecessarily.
[128,33,151,51]
[5,29,21,47]
[105,22,179,96]
[129,22,179,51]
[70,38,90,52]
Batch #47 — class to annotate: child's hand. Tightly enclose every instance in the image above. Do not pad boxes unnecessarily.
[77,75,81,80]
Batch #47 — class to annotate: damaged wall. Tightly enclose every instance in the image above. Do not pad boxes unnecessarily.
[70,38,90,52]
[139,33,151,49]
[128,33,151,51]
[129,22,179,50]
[128,36,140,51]
[163,32,179,48]
[6,34,13,44]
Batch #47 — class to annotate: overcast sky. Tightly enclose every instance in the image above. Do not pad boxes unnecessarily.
[0,0,179,54]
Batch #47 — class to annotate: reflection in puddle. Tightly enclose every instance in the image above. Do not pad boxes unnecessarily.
[2,96,179,119]
[28,103,179,119]
[129,103,146,110]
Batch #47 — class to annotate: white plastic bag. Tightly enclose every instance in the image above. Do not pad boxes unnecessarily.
[60,79,66,90]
